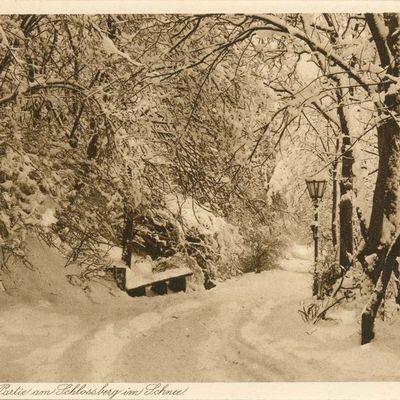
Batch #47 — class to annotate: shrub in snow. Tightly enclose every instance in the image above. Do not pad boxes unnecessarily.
[239,226,283,274]
[298,290,355,325]
[336,260,372,300]
[130,210,182,259]
[298,299,328,324]
[162,194,245,282]
[0,147,53,270]
[128,195,245,286]
[313,249,342,299]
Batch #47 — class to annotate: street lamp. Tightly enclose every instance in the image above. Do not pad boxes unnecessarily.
[305,178,327,296]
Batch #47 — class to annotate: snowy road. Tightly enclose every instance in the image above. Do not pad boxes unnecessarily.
[2,250,400,382]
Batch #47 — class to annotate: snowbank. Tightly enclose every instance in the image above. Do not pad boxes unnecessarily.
[0,235,124,305]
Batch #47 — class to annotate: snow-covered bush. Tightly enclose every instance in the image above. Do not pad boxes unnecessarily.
[130,194,246,286]
[298,299,329,324]
[314,249,342,299]
[163,194,245,281]
[0,144,57,270]
[239,226,283,274]
[298,291,355,325]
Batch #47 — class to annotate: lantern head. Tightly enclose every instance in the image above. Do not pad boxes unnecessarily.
[305,179,327,206]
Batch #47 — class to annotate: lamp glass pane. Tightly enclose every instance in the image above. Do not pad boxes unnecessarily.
[317,181,323,198]
[317,181,327,198]
[306,180,316,198]
[306,179,327,200]
[312,181,318,197]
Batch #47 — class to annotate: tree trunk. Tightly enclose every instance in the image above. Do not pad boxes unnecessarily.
[361,121,398,281]
[360,117,400,345]
[392,262,400,305]
[359,14,400,343]
[319,14,354,267]
[121,205,134,268]
[331,136,339,249]
[361,234,400,344]
[336,89,354,270]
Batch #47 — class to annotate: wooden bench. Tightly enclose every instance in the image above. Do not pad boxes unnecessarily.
[113,266,193,297]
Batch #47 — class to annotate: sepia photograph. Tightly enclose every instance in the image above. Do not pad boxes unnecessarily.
[1,2,400,396]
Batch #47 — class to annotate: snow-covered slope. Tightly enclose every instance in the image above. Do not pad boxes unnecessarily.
[0,236,123,306]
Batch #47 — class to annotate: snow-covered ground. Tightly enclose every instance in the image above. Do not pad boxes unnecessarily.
[1,242,400,382]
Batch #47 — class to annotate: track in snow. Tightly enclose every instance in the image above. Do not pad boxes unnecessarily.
[4,249,400,382]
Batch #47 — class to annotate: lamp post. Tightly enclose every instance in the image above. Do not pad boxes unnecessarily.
[305,178,327,296]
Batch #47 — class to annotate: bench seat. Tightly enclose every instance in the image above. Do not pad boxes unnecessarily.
[125,267,193,297]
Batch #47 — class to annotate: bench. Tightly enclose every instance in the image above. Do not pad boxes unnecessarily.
[112,266,193,297]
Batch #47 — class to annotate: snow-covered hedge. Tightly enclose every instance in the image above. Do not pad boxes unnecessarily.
[132,194,246,284]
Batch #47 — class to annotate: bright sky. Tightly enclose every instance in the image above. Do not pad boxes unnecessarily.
[296,54,320,83]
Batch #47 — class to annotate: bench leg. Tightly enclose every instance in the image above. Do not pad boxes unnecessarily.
[151,281,168,295]
[168,276,187,293]
[127,286,146,297]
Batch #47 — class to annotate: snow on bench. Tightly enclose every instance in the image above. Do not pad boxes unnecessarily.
[112,264,193,297]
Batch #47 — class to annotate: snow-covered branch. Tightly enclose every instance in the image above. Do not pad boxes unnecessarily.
[248,14,372,94]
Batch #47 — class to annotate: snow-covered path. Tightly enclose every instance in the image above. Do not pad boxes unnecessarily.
[2,249,400,382]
